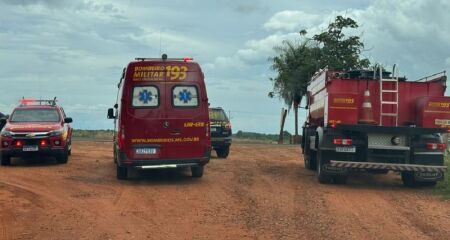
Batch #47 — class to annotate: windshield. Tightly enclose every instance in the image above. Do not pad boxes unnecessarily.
[209,109,228,121]
[11,108,60,122]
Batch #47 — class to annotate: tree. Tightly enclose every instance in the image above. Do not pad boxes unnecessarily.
[269,16,370,139]
[269,38,319,139]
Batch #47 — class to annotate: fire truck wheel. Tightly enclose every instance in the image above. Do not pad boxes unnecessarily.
[1,155,11,166]
[304,150,317,170]
[216,147,230,158]
[116,165,128,180]
[191,165,204,178]
[333,175,348,184]
[401,172,416,187]
[317,150,332,184]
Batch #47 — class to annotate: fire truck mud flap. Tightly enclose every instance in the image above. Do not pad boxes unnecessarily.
[329,160,446,180]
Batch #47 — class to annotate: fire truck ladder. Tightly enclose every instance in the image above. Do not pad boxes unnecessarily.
[378,65,399,126]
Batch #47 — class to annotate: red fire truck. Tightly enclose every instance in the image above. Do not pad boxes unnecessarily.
[301,65,448,186]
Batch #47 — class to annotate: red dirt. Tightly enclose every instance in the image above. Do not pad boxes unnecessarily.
[0,141,450,240]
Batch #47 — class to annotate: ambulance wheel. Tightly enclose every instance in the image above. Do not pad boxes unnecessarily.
[216,146,230,158]
[117,165,128,180]
[1,155,11,166]
[317,150,332,184]
[191,165,204,178]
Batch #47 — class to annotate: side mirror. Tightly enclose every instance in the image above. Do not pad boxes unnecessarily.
[114,103,118,109]
[0,118,6,126]
[64,117,73,123]
[107,108,115,119]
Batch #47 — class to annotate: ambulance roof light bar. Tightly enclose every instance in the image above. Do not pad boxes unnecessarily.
[135,54,194,62]
[20,97,57,106]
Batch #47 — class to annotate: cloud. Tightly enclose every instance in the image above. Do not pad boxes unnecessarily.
[263,10,321,31]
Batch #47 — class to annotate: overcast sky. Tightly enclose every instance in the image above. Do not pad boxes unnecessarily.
[1,0,449,133]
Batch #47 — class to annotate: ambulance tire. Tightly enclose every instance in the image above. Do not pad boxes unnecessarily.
[117,165,128,180]
[191,165,204,178]
[216,146,230,158]
[1,155,11,166]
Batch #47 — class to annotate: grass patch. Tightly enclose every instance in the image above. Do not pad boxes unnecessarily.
[434,152,450,199]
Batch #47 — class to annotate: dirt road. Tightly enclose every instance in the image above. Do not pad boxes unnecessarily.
[0,142,450,240]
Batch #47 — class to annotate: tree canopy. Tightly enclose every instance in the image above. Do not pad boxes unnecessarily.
[269,15,370,137]
[269,15,370,108]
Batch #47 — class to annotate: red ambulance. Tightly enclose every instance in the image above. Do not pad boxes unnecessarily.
[108,54,211,180]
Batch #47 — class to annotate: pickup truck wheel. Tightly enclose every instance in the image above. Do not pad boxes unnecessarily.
[68,141,72,156]
[191,165,204,178]
[1,155,11,166]
[56,150,69,164]
[117,165,128,180]
[216,146,230,158]
[317,150,332,184]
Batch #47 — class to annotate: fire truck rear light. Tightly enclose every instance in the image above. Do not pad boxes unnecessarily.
[426,143,446,150]
[225,123,232,130]
[54,140,61,146]
[183,57,193,62]
[2,141,8,147]
[333,138,352,145]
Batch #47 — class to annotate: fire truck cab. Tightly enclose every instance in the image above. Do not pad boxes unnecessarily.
[108,54,211,180]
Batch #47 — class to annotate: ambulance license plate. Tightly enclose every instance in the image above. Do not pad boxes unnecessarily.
[336,146,355,153]
[23,146,38,152]
[135,148,156,155]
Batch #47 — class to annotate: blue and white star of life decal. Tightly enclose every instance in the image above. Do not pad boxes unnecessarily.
[132,86,158,107]
[173,86,198,107]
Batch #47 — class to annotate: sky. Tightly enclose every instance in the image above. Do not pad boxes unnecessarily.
[1,0,449,133]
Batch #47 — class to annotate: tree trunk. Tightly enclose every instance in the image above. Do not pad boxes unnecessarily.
[293,101,299,136]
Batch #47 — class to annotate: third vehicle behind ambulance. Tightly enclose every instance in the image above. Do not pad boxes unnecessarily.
[108,54,211,180]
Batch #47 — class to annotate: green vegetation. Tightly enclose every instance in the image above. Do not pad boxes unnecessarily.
[233,130,294,144]
[72,129,113,140]
[269,16,370,136]
[435,153,450,198]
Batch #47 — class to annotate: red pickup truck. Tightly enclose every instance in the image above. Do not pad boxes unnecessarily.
[0,99,73,165]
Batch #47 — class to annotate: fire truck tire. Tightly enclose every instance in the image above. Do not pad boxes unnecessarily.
[333,175,348,184]
[304,150,317,170]
[116,165,128,180]
[317,150,332,184]
[1,155,11,166]
[191,165,204,178]
[216,147,230,158]
[401,172,417,187]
